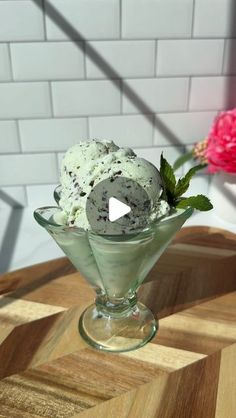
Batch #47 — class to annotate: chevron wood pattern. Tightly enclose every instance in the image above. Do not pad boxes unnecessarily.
[0,226,235,417]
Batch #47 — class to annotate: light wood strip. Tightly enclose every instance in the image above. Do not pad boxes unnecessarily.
[215,343,236,418]
[121,343,206,372]
[0,296,65,325]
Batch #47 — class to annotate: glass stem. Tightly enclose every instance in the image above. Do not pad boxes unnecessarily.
[95,292,138,318]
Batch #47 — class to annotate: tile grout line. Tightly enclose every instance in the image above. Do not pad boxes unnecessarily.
[0,37,231,44]
[6,43,14,81]
[0,74,234,84]
[152,40,158,145]
[15,120,22,153]
[0,145,189,157]
[83,41,87,79]
[154,40,158,77]
[23,184,29,207]
[0,108,224,123]
[119,0,122,39]
[120,78,123,114]
[48,82,54,118]
[42,0,47,41]
[191,0,196,38]
[86,117,90,138]
[55,152,60,179]
[221,39,227,75]
[187,77,192,111]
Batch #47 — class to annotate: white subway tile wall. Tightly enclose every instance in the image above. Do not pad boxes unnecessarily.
[19,118,88,152]
[89,115,153,147]
[11,42,85,81]
[189,76,236,110]
[0,154,58,186]
[0,121,20,153]
[0,82,52,119]
[0,1,44,42]
[122,0,193,39]
[223,39,236,74]
[156,40,224,76]
[86,41,155,78]
[52,80,121,116]
[122,78,189,113]
[154,112,217,145]
[45,0,120,40]
[193,0,236,38]
[0,45,12,82]
[1,0,236,205]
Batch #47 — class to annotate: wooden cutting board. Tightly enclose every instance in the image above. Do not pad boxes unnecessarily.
[0,226,235,418]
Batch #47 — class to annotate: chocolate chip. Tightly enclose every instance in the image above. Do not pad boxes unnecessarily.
[89,180,94,187]
[80,191,86,197]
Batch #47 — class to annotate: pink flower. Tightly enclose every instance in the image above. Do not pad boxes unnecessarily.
[205,109,236,174]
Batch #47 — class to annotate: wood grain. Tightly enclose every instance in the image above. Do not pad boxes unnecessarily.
[0,226,235,417]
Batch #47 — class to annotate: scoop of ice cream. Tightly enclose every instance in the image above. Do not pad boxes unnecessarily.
[59,139,169,230]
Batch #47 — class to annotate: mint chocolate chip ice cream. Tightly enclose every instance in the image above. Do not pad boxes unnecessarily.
[59,139,169,230]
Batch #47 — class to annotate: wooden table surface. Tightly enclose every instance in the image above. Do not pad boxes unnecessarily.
[0,226,236,418]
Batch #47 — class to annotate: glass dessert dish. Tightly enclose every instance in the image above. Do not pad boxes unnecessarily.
[34,204,193,353]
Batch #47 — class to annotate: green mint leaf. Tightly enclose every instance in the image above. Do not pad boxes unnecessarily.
[160,153,176,198]
[174,164,206,198]
[176,195,213,211]
[173,150,194,172]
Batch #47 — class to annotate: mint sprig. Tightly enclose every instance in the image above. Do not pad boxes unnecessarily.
[160,154,176,195]
[176,195,213,211]
[160,154,176,205]
[160,154,213,211]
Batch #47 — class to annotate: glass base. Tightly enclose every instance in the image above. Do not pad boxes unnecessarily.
[79,302,158,352]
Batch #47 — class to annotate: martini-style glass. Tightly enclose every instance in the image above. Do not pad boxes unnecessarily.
[34,202,193,352]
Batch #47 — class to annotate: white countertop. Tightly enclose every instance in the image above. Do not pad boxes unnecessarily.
[1,205,236,274]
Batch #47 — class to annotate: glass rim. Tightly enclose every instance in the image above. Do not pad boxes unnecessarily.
[34,205,194,238]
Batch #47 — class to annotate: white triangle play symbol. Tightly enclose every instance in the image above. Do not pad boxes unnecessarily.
[108,197,131,222]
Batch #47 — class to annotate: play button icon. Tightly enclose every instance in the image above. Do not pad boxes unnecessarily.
[86,176,151,238]
[109,197,131,222]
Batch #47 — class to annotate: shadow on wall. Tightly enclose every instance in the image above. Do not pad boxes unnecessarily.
[32,0,182,147]
[1,0,236,275]
[0,191,24,273]
[226,0,236,108]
